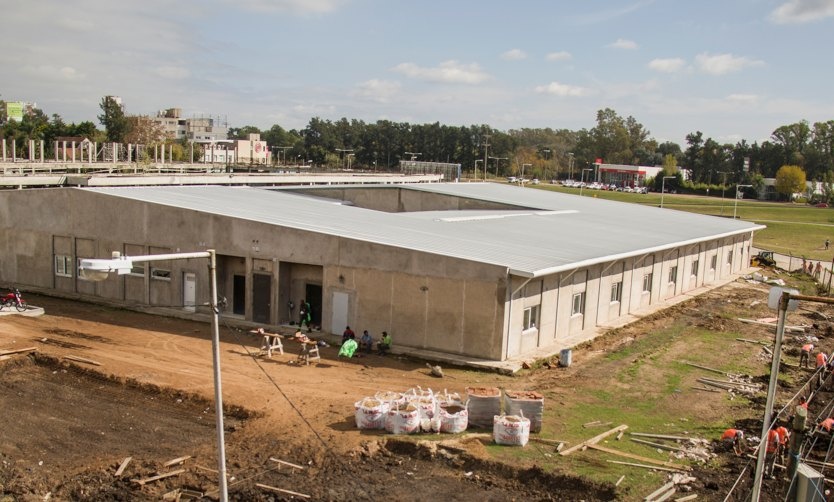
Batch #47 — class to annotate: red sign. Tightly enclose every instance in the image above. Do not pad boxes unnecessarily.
[595,158,603,164]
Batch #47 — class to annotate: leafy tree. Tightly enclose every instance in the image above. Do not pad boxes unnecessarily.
[662,154,677,175]
[124,116,166,145]
[228,125,261,140]
[774,164,806,199]
[98,96,129,142]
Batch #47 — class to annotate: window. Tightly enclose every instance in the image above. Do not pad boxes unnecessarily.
[727,250,734,266]
[691,259,699,276]
[129,262,145,276]
[610,281,622,303]
[151,267,171,281]
[710,255,717,270]
[523,305,539,330]
[642,273,653,293]
[54,255,73,277]
[572,292,586,316]
[668,266,678,284]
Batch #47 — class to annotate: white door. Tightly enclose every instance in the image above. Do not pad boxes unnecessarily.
[183,272,196,312]
[331,291,349,335]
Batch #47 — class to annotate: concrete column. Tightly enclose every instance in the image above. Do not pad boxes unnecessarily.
[127,143,132,163]
[12,140,16,162]
[28,139,34,161]
[154,144,158,163]
[40,140,44,163]
[2,139,6,161]
[53,141,58,163]
[161,143,165,165]
[72,141,77,162]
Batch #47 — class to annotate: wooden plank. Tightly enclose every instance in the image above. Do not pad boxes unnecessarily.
[692,386,721,393]
[560,424,629,456]
[616,430,624,441]
[644,481,675,501]
[631,433,692,441]
[256,483,311,499]
[736,318,806,333]
[606,460,686,473]
[654,488,677,502]
[0,346,37,356]
[680,361,726,375]
[675,495,697,502]
[163,455,192,467]
[269,457,305,470]
[615,475,625,487]
[63,354,102,366]
[195,464,218,474]
[736,338,768,345]
[530,437,570,446]
[588,444,690,470]
[631,438,687,452]
[114,456,132,477]
[131,468,186,486]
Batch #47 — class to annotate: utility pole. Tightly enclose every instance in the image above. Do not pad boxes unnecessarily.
[482,133,491,181]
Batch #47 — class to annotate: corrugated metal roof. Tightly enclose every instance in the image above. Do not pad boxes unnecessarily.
[82,183,763,277]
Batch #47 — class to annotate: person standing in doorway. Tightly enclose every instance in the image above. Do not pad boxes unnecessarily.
[299,299,312,332]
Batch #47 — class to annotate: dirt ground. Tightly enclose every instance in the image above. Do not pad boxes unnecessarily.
[0,278,832,501]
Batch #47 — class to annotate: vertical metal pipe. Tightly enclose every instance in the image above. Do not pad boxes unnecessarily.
[208,249,229,501]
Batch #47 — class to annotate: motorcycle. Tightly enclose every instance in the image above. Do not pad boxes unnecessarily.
[1,288,28,312]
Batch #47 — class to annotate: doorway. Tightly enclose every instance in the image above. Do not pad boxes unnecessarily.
[183,272,196,312]
[253,273,272,324]
[305,283,322,327]
[233,275,246,316]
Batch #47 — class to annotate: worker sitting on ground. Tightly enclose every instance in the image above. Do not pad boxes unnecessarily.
[721,428,747,455]
[359,330,373,354]
[800,344,814,368]
[338,337,358,358]
[377,331,392,356]
[819,417,834,434]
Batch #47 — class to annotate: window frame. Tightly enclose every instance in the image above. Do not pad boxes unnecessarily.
[668,265,678,285]
[610,281,622,303]
[571,292,586,316]
[150,267,172,281]
[691,259,699,277]
[642,273,653,293]
[523,305,539,331]
[54,254,73,277]
[710,255,717,271]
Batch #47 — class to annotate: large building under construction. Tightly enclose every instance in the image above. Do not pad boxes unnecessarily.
[0,183,762,362]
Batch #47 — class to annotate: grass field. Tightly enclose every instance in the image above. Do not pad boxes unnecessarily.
[532,183,834,261]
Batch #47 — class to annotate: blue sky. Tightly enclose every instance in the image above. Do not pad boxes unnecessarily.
[2,0,833,146]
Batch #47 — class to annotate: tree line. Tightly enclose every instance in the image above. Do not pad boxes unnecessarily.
[2,98,833,191]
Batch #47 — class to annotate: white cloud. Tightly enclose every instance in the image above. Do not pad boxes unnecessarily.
[154,66,191,80]
[647,58,686,73]
[534,82,590,97]
[20,64,86,82]
[353,79,402,103]
[695,53,764,75]
[608,38,638,50]
[545,51,572,61]
[501,49,527,61]
[392,60,490,84]
[770,0,834,23]
[219,0,345,14]
[726,93,760,105]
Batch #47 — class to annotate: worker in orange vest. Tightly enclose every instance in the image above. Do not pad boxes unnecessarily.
[817,351,828,369]
[721,428,746,455]
[765,429,781,476]
[820,417,834,433]
[775,424,790,462]
[800,343,814,368]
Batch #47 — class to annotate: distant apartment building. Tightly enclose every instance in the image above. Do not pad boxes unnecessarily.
[152,108,229,142]
[0,101,38,123]
[234,134,269,165]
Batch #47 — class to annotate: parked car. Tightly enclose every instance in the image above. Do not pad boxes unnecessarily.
[816,202,829,208]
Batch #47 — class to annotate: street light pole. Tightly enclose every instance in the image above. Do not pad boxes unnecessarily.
[521,163,532,185]
[734,184,753,219]
[79,250,228,502]
[579,168,593,196]
[660,176,676,209]
[474,159,483,180]
[404,151,421,161]
[719,171,728,215]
